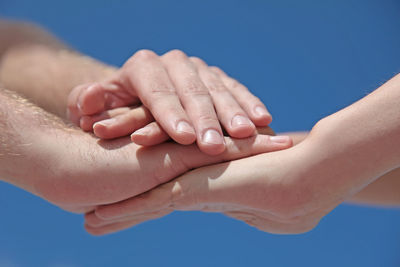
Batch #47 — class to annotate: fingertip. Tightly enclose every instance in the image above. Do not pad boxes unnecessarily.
[197,129,226,155]
[84,224,105,236]
[79,116,94,132]
[229,115,257,138]
[269,135,293,148]
[93,120,114,139]
[252,106,273,126]
[94,206,115,220]
[131,127,153,145]
[174,121,196,145]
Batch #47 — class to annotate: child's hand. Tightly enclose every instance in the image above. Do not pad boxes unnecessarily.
[67,50,272,155]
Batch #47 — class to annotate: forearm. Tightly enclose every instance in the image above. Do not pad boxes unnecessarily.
[297,74,400,208]
[0,19,116,118]
[349,168,400,206]
[283,126,400,206]
[0,86,69,193]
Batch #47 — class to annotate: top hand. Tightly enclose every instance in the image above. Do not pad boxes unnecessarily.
[67,50,272,155]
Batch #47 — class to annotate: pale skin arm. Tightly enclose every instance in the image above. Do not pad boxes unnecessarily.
[87,74,400,235]
[284,131,400,206]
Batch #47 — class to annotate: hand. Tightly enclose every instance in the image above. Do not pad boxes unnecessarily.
[84,122,379,236]
[30,118,291,214]
[67,49,272,155]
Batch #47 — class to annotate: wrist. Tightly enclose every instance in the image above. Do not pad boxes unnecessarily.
[297,115,392,200]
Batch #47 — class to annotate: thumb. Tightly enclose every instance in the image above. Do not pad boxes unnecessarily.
[78,82,139,116]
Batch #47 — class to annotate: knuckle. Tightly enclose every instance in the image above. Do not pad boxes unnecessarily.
[132,49,157,62]
[181,80,208,96]
[145,85,177,107]
[209,66,224,75]
[197,114,219,126]
[190,56,207,67]
[206,80,227,93]
[149,84,176,95]
[165,49,187,61]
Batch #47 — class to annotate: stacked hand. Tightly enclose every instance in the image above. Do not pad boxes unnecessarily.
[3,21,399,238]
[63,49,300,234]
[64,51,400,236]
[67,50,272,155]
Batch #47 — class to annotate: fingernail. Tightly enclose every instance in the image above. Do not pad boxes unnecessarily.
[232,115,252,128]
[203,129,224,145]
[132,127,151,136]
[94,118,117,127]
[176,121,195,134]
[255,106,268,117]
[270,135,291,144]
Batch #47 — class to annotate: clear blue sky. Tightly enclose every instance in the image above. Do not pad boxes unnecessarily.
[1,1,400,266]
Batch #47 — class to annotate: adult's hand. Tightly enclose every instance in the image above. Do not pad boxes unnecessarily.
[84,126,382,235]
[86,73,400,235]
[84,137,326,234]
[67,50,272,155]
[0,88,291,214]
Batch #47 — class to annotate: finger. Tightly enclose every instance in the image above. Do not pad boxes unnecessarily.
[79,106,132,132]
[85,208,171,228]
[95,134,293,220]
[210,66,272,126]
[85,219,141,236]
[85,210,171,236]
[78,82,138,116]
[131,121,170,146]
[224,210,318,234]
[161,50,225,155]
[92,106,154,139]
[131,124,276,148]
[67,83,92,125]
[191,57,256,138]
[121,50,196,145]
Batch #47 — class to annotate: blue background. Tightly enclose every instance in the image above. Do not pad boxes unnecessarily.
[1,0,400,266]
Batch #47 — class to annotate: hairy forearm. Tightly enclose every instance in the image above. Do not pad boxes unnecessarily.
[0,87,67,192]
[0,19,116,118]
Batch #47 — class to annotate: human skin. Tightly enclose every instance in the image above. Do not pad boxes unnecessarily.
[0,19,115,118]
[0,20,288,213]
[1,20,399,234]
[86,74,400,235]
[0,87,290,214]
[0,20,272,156]
[67,51,272,155]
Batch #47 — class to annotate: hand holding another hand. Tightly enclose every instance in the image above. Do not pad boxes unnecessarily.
[67,50,272,155]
